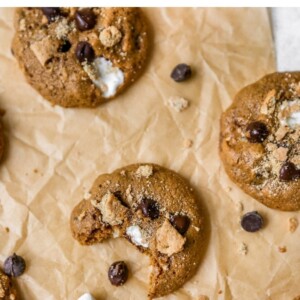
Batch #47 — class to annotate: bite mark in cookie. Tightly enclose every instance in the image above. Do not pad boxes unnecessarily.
[70,164,206,298]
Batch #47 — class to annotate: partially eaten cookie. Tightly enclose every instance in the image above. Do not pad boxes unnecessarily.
[70,163,207,298]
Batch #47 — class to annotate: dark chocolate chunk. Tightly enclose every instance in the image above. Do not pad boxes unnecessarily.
[246,121,269,143]
[170,63,192,82]
[241,211,263,232]
[139,197,159,220]
[279,162,300,181]
[75,41,95,63]
[3,253,26,277]
[170,214,190,235]
[41,8,62,23]
[58,40,71,53]
[108,261,128,286]
[75,9,97,31]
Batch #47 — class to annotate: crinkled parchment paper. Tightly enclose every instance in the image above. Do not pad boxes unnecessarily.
[2,7,295,300]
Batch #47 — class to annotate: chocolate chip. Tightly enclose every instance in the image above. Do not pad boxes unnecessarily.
[279,162,300,181]
[241,211,263,232]
[170,64,192,82]
[41,8,62,23]
[3,253,26,277]
[170,214,190,235]
[58,40,71,53]
[75,41,95,63]
[139,198,159,220]
[75,9,96,31]
[108,261,128,286]
[246,121,269,143]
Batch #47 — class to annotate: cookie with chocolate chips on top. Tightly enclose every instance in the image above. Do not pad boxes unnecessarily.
[12,7,150,108]
[220,72,300,211]
[70,163,207,298]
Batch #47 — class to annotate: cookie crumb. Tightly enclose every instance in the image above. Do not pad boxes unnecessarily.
[289,217,298,233]
[99,26,122,47]
[5,227,9,233]
[278,246,287,253]
[238,242,248,255]
[136,165,153,178]
[183,139,193,148]
[168,96,189,112]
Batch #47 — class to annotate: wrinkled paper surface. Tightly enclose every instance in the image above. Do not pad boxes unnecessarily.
[1,7,295,300]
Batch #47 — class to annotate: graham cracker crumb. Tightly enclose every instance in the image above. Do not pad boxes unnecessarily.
[99,26,122,47]
[289,217,298,233]
[156,219,186,256]
[238,242,248,255]
[19,19,26,31]
[136,165,153,178]
[168,96,189,112]
[278,246,287,253]
[55,18,71,40]
[183,139,193,148]
[82,61,97,81]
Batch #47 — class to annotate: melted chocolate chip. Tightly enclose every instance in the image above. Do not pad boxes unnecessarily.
[246,121,269,143]
[241,211,263,232]
[170,214,190,235]
[75,9,97,31]
[75,41,95,63]
[279,162,300,181]
[108,261,128,286]
[140,198,159,220]
[170,64,192,82]
[58,40,71,53]
[3,253,26,277]
[41,8,62,23]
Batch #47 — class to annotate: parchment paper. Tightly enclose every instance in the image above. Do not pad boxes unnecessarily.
[1,7,295,300]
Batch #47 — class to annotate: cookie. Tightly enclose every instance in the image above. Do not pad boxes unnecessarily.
[0,270,17,300]
[12,8,150,108]
[220,72,300,211]
[70,164,206,298]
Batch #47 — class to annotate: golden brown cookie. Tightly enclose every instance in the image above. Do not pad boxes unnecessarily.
[0,270,17,300]
[220,72,300,211]
[12,8,150,108]
[70,164,206,298]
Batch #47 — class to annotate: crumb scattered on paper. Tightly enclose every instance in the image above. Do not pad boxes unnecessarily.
[238,242,248,255]
[278,246,287,253]
[168,96,189,112]
[289,217,298,233]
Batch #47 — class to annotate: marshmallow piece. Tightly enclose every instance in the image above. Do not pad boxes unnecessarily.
[168,96,189,112]
[286,111,300,128]
[126,225,149,248]
[91,192,127,226]
[156,219,186,256]
[30,36,59,66]
[78,293,95,300]
[91,57,124,98]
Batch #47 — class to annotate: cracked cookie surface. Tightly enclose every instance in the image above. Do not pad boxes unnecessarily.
[220,72,300,211]
[70,163,206,298]
[12,7,150,108]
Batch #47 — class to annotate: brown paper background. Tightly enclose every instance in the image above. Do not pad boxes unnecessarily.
[1,7,297,300]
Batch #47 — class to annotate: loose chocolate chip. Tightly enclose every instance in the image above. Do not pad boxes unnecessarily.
[75,9,97,31]
[139,198,159,220]
[246,121,269,143]
[279,162,300,181]
[241,211,263,232]
[108,261,128,286]
[41,8,61,23]
[58,40,71,53]
[75,41,95,63]
[3,253,26,277]
[170,63,192,82]
[170,214,190,235]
